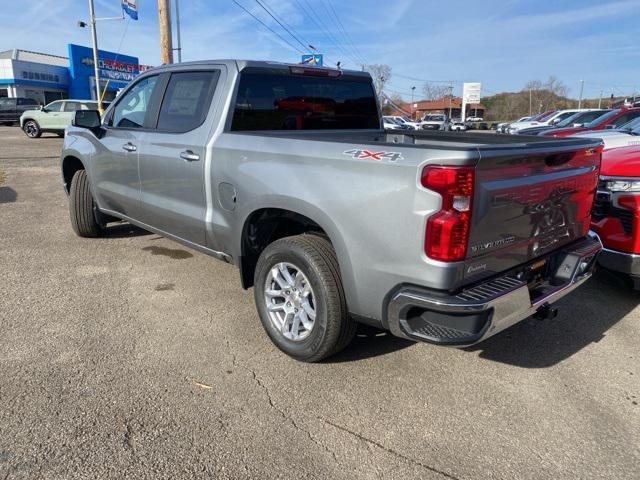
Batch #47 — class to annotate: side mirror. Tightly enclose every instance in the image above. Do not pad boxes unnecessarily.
[73,110,101,129]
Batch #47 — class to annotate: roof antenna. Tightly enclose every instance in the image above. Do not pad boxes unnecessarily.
[336,61,341,70]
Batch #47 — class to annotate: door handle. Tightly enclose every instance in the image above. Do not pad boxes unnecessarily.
[122,143,137,152]
[180,150,200,162]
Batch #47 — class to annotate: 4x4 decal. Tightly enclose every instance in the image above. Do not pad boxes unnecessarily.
[343,149,403,163]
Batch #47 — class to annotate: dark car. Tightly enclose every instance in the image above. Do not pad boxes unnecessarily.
[0,97,40,125]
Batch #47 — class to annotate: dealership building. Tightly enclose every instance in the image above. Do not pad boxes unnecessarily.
[0,44,147,105]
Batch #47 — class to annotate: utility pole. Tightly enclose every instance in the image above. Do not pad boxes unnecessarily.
[578,79,584,109]
[87,0,103,113]
[529,88,532,116]
[598,90,603,109]
[173,0,182,62]
[411,86,415,119]
[158,0,173,64]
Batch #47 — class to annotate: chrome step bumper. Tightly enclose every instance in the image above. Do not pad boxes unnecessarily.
[387,234,602,346]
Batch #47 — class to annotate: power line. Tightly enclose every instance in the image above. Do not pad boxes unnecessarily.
[298,0,362,66]
[322,0,368,65]
[254,0,309,52]
[232,0,305,53]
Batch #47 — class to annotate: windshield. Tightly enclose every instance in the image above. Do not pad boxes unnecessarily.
[584,109,619,128]
[538,111,556,121]
[556,110,607,128]
[425,115,446,121]
[620,117,640,132]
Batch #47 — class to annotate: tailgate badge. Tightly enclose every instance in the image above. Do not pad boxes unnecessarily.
[343,148,403,163]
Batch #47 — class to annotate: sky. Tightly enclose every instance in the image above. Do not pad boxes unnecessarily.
[1,0,638,100]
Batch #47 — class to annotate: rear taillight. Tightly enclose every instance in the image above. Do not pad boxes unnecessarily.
[421,166,474,262]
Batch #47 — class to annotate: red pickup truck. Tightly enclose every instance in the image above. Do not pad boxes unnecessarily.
[591,145,640,287]
[541,107,640,137]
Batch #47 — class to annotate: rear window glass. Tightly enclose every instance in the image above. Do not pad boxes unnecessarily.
[230,72,379,131]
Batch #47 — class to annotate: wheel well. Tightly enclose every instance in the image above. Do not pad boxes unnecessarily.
[240,208,328,289]
[62,156,85,194]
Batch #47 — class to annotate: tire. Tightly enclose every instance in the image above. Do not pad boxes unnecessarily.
[23,120,41,138]
[254,234,356,362]
[69,169,103,238]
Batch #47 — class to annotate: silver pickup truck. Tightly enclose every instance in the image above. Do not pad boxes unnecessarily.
[61,60,602,362]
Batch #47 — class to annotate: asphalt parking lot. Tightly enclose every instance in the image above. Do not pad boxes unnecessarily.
[0,125,638,479]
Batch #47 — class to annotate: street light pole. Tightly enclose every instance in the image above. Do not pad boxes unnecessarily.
[174,0,182,62]
[578,79,584,109]
[88,0,103,114]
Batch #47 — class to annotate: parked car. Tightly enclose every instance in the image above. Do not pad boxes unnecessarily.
[497,114,538,134]
[0,97,40,125]
[591,145,640,288]
[386,115,420,130]
[450,120,467,131]
[571,118,640,150]
[20,99,101,138]
[420,114,449,130]
[540,107,640,137]
[516,110,609,136]
[62,60,602,362]
[507,109,593,134]
[382,116,406,130]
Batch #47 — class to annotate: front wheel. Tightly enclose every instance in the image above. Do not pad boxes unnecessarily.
[254,235,356,362]
[23,120,41,138]
[69,169,103,238]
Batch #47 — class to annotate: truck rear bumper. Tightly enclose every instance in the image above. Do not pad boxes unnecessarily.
[598,247,640,276]
[386,234,602,346]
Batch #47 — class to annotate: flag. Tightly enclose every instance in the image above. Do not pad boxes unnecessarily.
[122,0,138,20]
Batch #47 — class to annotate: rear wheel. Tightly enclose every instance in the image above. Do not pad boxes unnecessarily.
[254,234,356,362]
[23,120,41,138]
[69,169,103,238]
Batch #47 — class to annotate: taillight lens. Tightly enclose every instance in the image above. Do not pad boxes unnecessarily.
[422,166,474,261]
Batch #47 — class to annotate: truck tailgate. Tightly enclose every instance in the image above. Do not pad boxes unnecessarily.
[463,142,601,283]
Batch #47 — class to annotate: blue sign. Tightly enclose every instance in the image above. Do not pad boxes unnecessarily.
[301,54,323,66]
[67,44,141,100]
[122,0,138,20]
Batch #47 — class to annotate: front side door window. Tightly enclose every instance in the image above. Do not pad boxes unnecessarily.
[44,101,63,113]
[110,76,158,129]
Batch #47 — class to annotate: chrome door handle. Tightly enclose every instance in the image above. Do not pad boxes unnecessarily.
[122,143,137,152]
[180,150,200,162]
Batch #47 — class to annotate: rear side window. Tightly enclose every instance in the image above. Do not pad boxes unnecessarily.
[156,71,219,132]
[63,102,80,112]
[18,98,37,106]
[231,72,379,131]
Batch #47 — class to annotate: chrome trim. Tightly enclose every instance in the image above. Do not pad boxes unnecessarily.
[387,236,601,346]
[598,247,640,276]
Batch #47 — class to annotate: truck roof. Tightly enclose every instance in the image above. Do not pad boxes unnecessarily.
[142,59,371,79]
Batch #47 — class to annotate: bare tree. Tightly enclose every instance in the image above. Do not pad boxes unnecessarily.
[365,64,391,98]
[422,82,450,100]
